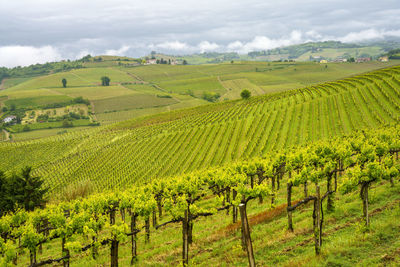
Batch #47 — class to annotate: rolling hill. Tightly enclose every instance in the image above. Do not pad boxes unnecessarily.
[1,64,400,196]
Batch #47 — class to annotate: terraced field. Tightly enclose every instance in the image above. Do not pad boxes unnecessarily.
[1,65,400,194]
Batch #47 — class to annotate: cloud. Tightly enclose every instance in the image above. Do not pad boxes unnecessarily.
[0,45,62,68]
[105,45,130,56]
[198,41,219,53]
[338,28,400,43]
[226,31,304,54]
[154,41,189,50]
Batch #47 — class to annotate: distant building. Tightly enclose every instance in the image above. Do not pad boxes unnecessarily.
[319,59,328,63]
[333,58,347,63]
[378,56,389,62]
[170,60,178,65]
[3,115,16,123]
[145,59,157,65]
[356,57,371,63]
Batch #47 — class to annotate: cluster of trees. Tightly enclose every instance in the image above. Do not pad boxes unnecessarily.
[202,91,220,102]
[387,48,400,59]
[0,167,47,217]
[36,111,89,123]
[156,58,170,64]
[101,76,111,86]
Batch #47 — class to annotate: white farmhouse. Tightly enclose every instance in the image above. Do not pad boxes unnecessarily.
[3,115,16,123]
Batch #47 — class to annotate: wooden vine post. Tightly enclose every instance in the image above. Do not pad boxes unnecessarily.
[313,185,321,255]
[239,202,255,267]
[130,213,138,264]
[110,208,119,267]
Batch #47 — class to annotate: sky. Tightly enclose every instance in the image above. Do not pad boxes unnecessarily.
[0,0,399,67]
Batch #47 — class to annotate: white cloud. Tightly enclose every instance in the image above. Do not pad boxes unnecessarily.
[226,31,304,54]
[198,41,219,53]
[105,45,130,56]
[154,41,189,50]
[0,45,62,68]
[338,28,400,43]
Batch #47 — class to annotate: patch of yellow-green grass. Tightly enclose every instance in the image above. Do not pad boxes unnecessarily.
[4,72,94,91]
[123,84,163,94]
[93,94,179,113]
[1,88,64,99]
[69,67,136,84]
[159,76,225,97]
[220,78,265,100]
[4,95,73,109]
[53,85,133,100]
[96,97,208,124]
[2,77,33,89]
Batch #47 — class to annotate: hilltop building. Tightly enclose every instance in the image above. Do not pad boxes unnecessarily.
[3,115,16,123]
[145,59,157,65]
[333,58,347,63]
[356,57,371,63]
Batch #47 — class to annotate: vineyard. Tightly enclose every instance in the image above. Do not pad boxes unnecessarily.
[1,65,400,195]
[1,124,399,266]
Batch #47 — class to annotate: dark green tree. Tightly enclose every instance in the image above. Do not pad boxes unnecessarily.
[8,167,48,212]
[62,78,67,88]
[0,171,14,216]
[101,76,111,86]
[240,89,251,99]
[183,60,188,65]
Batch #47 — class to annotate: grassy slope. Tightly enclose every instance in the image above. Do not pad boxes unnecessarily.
[1,65,400,193]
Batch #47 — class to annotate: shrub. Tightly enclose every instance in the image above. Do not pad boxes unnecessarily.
[240,89,251,99]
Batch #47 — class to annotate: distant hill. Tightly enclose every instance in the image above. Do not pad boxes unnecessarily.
[151,40,400,64]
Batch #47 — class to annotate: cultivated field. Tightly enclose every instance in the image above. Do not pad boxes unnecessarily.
[1,65,400,194]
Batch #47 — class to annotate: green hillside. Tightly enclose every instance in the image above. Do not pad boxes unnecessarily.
[1,60,398,137]
[1,65,400,196]
[2,123,400,267]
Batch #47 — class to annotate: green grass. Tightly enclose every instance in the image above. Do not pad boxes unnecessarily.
[159,76,225,97]
[2,77,33,89]
[11,126,94,141]
[52,85,133,100]
[92,94,178,113]
[8,119,94,133]
[4,95,73,109]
